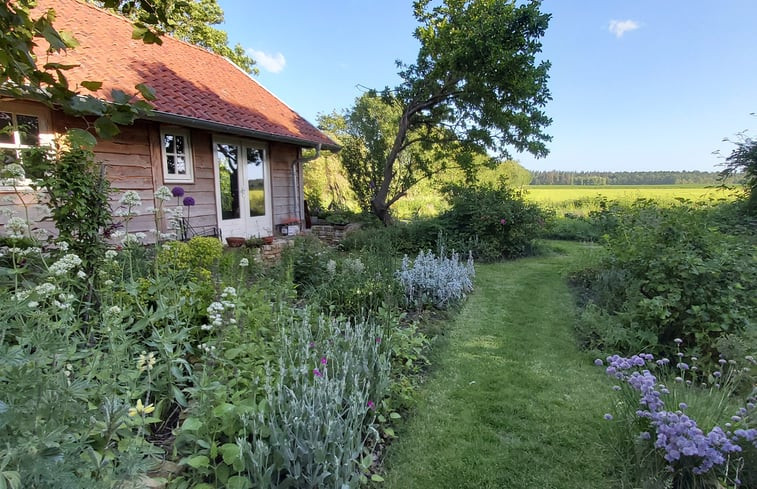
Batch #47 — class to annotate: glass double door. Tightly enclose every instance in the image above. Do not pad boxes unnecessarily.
[214,138,271,238]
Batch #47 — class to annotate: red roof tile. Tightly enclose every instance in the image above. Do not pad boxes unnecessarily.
[33,0,338,150]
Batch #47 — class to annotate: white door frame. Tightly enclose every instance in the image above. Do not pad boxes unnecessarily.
[213,136,272,239]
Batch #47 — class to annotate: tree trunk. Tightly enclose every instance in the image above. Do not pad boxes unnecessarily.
[370,198,392,225]
[370,107,412,225]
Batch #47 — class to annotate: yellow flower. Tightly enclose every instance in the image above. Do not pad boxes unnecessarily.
[128,398,155,417]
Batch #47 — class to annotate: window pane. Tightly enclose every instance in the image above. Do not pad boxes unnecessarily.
[218,143,240,220]
[0,113,13,144]
[167,155,175,174]
[17,115,39,146]
[247,148,265,217]
[164,134,175,154]
[175,135,185,155]
[176,156,186,174]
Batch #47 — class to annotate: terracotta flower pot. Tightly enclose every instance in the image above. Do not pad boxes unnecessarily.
[262,236,274,245]
[226,237,245,248]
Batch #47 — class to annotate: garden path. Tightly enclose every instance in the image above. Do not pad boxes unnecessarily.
[383,243,615,488]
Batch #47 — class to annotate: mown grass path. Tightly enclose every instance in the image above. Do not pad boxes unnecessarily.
[383,243,615,488]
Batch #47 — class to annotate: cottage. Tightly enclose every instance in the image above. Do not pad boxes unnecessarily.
[0,0,338,241]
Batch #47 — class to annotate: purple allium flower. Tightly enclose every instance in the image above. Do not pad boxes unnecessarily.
[367,400,376,410]
[183,196,196,206]
[594,358,603,366]
[308,341,315,348]
[612,385,621,391]
[171,186,185,197]
[320,357,327,366]
[675,376,684,383]
[604,413,613,420]
[674,338,683,345]
[313,368,322,378]
[719,359,727,365]
[640,431,652,440]
[679,403,688,411]
[656,358,670,366]
[676,362,690,371]
[713,371,722,378]
[731,416,742,423]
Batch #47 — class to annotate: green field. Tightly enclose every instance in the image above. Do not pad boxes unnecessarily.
[525,185,737,217]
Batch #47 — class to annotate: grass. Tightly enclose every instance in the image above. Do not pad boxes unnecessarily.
[382,241,615,488]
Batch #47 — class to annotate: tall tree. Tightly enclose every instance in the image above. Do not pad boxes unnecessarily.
[90,0,257,74]
[356,0,552,223]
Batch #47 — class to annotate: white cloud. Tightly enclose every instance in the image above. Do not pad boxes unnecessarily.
[608,19,640,38]
[247,49,286,73]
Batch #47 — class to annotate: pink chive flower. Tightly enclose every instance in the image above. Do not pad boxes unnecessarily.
[313,368,322,378]
[367,401,375,410]
[376,337,381,344]
[320,357,327,366]
[500,218,507,225]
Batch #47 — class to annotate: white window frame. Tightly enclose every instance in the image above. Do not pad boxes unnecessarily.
[160,127,194,183]
[0,102,53,189]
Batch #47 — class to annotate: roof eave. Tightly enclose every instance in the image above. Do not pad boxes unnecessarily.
[148,111,341,152]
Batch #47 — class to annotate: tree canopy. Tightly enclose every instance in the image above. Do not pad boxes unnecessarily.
[89,0,257,74]
[346,0,552,223]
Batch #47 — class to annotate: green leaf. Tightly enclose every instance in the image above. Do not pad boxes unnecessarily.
[94,117,120,139]
[181,417,203,431]
[136,83,157,101]
[219,443,242,465]
[65,128,97,150]
[80,80,103,92]
[185,455,209,469]
[371,474,385,482]
[58,30,80,49]
[227,476,252,489]
[383,427,396,438]
[389,412,402,420]
[110,89,131,105]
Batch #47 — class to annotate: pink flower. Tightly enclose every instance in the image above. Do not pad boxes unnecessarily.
[320,357,327,366]
[500,218,507,225]
[367,401,375,410]
[313,368,322,378]
[376,337,381,344]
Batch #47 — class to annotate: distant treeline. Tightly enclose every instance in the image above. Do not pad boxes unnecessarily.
[529,171,722,186]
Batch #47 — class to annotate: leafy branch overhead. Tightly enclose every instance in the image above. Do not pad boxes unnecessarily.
[328,0,553,223]
[0,0,173,140]
[1,0,252,141]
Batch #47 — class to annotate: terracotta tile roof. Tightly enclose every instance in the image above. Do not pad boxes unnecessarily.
[33,0,339,150]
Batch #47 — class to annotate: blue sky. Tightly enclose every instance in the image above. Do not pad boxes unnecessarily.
[218,0,757,172]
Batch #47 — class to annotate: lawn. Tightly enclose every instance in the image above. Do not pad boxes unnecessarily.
[382,242,615,488]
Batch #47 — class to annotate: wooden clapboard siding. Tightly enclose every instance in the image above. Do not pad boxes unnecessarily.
[270,142,298,224]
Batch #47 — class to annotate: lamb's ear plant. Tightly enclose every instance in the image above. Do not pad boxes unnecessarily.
[395,248,475,310]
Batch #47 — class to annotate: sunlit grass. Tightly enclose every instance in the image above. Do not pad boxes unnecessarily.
[382,243,615,488]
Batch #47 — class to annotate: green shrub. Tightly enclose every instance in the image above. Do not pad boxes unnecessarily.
[439,179,551,261]
[574,202,757,363]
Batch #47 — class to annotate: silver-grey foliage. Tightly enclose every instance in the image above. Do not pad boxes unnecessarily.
[396,249,475,309]
[240,314,390,488]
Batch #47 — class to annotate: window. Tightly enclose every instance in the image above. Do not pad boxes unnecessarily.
[161,128,194,183]
[1,111,40,170]
[0,103,51,185]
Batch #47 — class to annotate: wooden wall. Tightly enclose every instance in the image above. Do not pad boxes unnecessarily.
[1,100,309,243]
[270,142,300,226]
